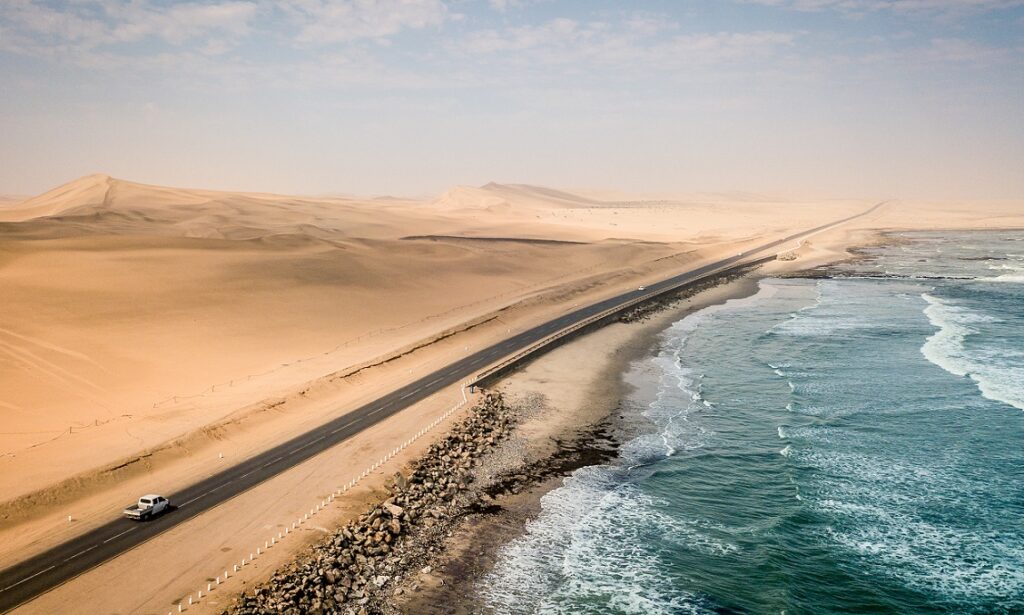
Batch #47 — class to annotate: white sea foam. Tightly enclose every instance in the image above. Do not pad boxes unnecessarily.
[823,500,1024,601]
[979,273,1024,283]
[978,260,1024,282]
[769,280,883,338]
[806,445,1024,602]
[780,445,792,457]
[481,305,729,614]
[920,294,1024,410]
[480,469,721,614]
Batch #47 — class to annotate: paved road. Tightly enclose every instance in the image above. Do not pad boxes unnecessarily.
[0,202,884,612]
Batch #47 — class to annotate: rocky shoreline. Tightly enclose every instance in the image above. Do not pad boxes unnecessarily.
[618,262,759,323]
[227,393,518,615]
[225,272,768,615]
[224,389,623,615]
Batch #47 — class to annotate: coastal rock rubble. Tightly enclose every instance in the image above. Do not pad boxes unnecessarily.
[619,264,757,323]
[226,392,514,615]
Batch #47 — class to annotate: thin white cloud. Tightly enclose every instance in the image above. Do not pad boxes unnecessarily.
[0,0,1016,95]
[282,0,448,44]
[458,17,795,68]
[0,0,449,84]
[0,0,258,59]
[743,0,1024,16]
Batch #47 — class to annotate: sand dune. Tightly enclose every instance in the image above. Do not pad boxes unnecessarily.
[0,176,1018,536]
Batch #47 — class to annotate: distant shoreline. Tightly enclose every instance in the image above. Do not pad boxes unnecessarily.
[389,271,768,612]
[391,228,906,611]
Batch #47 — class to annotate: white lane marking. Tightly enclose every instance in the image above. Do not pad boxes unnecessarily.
[368,407,384,415]
[65,544,98,562]
[1,565,56,592]
[330,419,358,435]
[179,494,205,507]
[260,452,284,468]
[103,527,136,544]
[399,391,415,400]
[289,436,323,455]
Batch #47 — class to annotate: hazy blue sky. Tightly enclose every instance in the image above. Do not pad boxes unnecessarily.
[1,0,1022,199]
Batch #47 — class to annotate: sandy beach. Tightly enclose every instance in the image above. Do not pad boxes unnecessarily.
[349,218,1024,613]
[0,176,866,552]
[0,178,1021,614]
[390,274,766,614]
[3,2,1022,611]
[379,242,858,613]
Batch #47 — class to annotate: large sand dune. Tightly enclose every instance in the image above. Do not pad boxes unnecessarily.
[0,176,1017,541]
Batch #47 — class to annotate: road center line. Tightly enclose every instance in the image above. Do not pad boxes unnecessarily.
[1,566,56,593]
[64,545,98,562]
[179,493,207,507]
[102,528,136,544]
[0,204,884,612]
[290,439,317,455]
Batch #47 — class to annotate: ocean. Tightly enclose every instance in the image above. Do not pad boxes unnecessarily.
[479,231,1024,614]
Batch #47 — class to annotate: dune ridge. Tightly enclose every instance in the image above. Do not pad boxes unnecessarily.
[0,175,1019,571]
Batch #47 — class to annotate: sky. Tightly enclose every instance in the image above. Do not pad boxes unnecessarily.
[0,0,1022,200]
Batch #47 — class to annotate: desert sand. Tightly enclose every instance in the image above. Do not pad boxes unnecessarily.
[0,176,865,519]
[0,175,1021,614]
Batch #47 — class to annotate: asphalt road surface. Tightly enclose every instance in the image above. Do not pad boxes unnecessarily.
[0,202,884,612]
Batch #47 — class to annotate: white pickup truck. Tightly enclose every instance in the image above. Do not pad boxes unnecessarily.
[123,494,170,520]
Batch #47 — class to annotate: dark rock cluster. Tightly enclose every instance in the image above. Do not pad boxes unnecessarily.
[619,264,758,323]
[227,392,513,615]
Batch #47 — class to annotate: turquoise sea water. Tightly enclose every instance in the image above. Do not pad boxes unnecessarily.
[480,231,1024,614]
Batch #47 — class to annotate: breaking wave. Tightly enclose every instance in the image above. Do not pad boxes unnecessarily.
[921,294,1024,411]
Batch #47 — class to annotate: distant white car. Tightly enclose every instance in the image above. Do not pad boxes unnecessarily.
[638,286,646,291]
[123,494,170,520]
